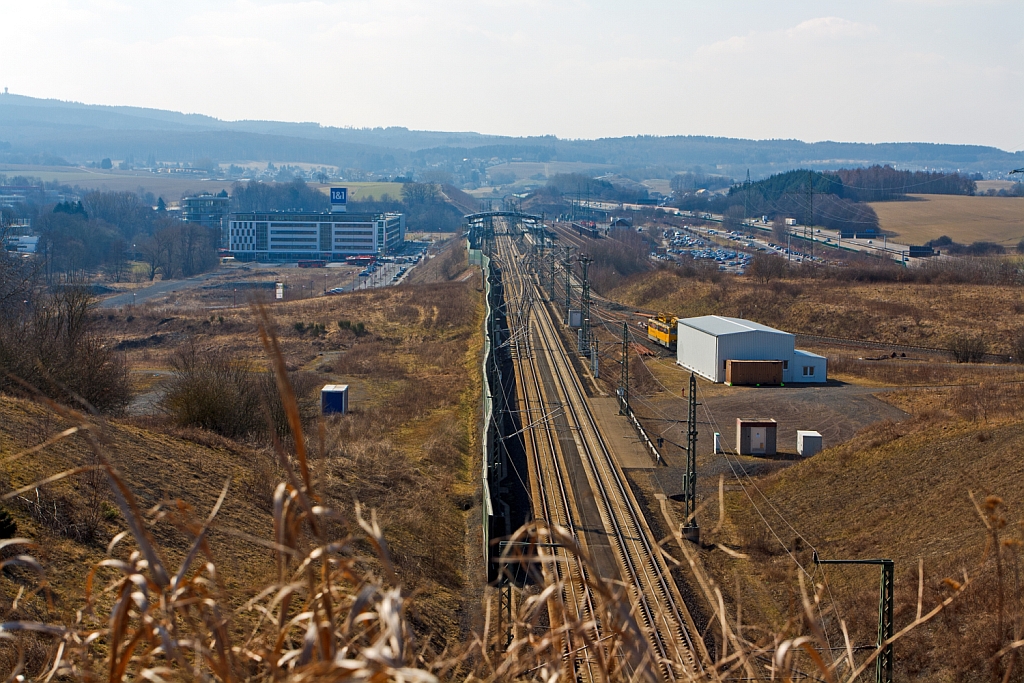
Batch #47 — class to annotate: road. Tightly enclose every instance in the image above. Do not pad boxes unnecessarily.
[98,269,227,308]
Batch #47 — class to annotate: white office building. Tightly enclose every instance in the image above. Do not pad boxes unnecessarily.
[227,211,405,262]
[676,316,827,384]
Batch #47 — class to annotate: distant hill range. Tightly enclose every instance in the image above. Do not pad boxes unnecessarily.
[1,93,1020,178]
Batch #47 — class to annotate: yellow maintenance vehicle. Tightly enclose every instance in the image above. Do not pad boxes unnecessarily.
[646,314,678,350]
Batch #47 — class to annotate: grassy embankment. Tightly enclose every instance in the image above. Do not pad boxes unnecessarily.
[0,245,485,675]
[609,267,1024,358]
[694,389,1024,681]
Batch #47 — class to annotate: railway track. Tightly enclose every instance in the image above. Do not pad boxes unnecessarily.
[493,229,704,681]
[529,225,670,357]
[494,235,603,681]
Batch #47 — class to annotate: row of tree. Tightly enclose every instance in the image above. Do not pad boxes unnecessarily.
[34,210,218,284]
[830,165,977,201]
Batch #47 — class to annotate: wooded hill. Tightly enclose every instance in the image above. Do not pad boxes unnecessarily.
[1,93,1021,177]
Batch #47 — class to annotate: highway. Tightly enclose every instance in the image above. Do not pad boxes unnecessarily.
[492,225,703,681]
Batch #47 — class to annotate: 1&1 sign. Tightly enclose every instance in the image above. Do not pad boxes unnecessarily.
[330,187,348,204]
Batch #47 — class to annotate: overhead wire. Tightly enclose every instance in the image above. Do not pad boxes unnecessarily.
[589,302,849,660]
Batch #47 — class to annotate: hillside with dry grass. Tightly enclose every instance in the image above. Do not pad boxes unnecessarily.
[692,382,1024,681]
[0,267,486,677]
[607,267,1024,354]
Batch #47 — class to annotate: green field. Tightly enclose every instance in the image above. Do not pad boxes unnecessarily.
[869,193,1024,246]
[0,165,407,203]
[0,164,236,198]
[310,182,403,201]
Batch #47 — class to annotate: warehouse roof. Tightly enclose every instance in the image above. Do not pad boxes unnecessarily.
[678,316,792,338]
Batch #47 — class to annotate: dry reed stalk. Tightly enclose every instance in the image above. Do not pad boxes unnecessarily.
[0,305,996,682]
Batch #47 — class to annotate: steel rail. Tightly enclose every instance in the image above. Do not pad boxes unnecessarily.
[511,233,702,681]
[494,230,601,682]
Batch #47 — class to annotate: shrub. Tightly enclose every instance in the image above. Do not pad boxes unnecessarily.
[0,287,131,414]
[747,252,787,284]
[0,508,16,539]
[14,486,100,544]
[948,333,987,363]
[161,341,318,439]
[338,319,367,336]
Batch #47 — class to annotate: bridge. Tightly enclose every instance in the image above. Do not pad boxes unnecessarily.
[464,210,543,222]
[465,210,555,251]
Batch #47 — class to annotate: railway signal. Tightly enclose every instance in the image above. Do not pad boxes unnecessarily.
[814,552,895,683]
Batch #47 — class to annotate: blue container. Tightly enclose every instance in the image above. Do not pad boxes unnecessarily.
[321,384,349,415]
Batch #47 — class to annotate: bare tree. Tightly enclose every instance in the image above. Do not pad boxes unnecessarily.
[747,252,787,284]
[137,236,162,281]
[403,182,441,204]
[772,216,789,244]
[723,205,746,232]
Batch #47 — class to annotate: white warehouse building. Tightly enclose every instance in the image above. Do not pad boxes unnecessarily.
[676,316,826,384]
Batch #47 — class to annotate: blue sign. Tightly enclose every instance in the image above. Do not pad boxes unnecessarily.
[330,187,348,204]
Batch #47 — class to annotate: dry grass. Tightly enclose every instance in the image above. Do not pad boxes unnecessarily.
[697,378,1024,681]
[826,356,1024,387]
[309,182,405,201]
[869,194,1024,246]
[609,269,1024,356]
[0,379,1009,681]
[0,272,488,678]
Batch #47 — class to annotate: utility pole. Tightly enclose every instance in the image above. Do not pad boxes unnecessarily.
[578,254,593,354]
[563,246,572,316]
[814,553,895,683]
[807,170,815,262]
[549,249,556,300]
[618,323,629,415]
[744,169,751,225]
[683,372,700,543]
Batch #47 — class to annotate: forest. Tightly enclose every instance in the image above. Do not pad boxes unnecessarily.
[669,166,980,234]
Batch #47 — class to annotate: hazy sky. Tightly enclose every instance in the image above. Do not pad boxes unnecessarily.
[2,1,1022,149]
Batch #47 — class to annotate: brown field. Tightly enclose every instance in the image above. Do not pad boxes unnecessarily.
[308,181,404,201]
[977,179,1019,193]
[0,165,405,203]
[870,193,1024,246]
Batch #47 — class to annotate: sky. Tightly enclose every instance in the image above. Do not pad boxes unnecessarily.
[1,0,1022,150]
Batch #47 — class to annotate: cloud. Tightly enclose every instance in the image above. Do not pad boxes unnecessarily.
[786,16,879,39]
